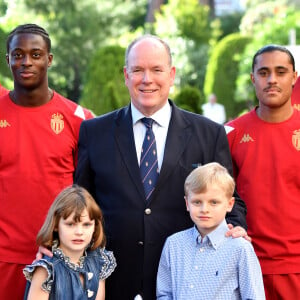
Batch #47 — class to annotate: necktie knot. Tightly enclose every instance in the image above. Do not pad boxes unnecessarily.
[141,117,154,129]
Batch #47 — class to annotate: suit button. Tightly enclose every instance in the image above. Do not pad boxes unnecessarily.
[145,208,151,215]
[138,241,144,246]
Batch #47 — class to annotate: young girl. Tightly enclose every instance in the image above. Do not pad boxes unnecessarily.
[23,185,116,300]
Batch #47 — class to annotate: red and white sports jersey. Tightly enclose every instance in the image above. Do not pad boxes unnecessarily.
[0,92,93,263]
[226,108,300,274]
[0,84,8,96]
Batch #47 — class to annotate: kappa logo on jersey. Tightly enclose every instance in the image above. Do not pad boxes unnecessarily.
[0,120,11,128]
[292,129,300,151]
[51,113,64,134]
[240,133,254,143]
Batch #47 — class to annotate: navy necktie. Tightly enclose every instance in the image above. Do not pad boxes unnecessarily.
[140,118,159,200]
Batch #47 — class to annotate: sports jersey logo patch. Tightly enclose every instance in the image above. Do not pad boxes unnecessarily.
[292,129,300,151]
[51,113,64,134]
[0,120,10,128]
[240,133,254,143]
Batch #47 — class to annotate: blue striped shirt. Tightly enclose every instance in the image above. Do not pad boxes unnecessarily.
[157,220,265,300]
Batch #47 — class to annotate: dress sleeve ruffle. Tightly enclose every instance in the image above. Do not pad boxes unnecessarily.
[23,258,54,292]
[90,248,117,280]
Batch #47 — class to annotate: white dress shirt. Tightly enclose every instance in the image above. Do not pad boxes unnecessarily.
[131,101,171,171]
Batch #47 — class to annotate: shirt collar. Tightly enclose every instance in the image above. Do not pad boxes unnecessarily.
[131,101,171,127]
[193,219,229,250]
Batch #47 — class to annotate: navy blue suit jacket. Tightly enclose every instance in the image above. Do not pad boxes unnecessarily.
[75,100,247,300]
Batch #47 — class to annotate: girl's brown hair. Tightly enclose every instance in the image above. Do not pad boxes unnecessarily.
[37,184,105,250]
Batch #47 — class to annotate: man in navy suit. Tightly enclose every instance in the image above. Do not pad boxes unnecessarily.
[75,35,247,300]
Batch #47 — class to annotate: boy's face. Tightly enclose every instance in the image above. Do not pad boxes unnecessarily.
[185,184,234,237]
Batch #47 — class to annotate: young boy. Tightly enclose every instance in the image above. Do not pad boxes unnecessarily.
[156,162,265,299]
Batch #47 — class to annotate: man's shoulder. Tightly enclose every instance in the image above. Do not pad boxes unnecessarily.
[225,110,254,134]
[81,106,127,127]
[53,92,94,120]
[175,105,217,124]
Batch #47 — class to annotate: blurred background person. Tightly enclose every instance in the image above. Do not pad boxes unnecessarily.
[202,93,226,124]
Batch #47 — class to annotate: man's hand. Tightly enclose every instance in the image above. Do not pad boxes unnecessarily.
[34,246,53,262]
[226,224,252,242]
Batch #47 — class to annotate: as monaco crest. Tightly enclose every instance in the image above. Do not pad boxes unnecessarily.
[292,129,300,151]
[51,113,64,134]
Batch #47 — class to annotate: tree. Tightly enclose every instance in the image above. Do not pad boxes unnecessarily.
[80,45,128,116]
[23,0,147,102]
[236,2,300,103]
[145,0,165,23]
[174,85,203,113]
[153,0,220,91]
[204,33,251,119]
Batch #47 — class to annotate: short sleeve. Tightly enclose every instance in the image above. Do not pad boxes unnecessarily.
[23,258,54,292]
[86,248,117,280]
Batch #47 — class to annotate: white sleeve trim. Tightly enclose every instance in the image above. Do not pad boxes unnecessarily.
[74,105,85,120]
[224,125,235,134]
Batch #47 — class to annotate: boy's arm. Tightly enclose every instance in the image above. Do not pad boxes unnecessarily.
[238,242,266,300]
[156,241,173,300]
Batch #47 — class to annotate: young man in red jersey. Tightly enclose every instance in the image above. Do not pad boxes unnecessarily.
[0,24,93,299]
[226,45,300,299]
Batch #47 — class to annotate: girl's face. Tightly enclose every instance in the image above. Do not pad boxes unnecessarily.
[57,208,95,263]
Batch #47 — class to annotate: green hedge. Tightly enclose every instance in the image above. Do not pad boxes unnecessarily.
[80,45,129,116]
[204,33,251,120]
[174,85,203,114]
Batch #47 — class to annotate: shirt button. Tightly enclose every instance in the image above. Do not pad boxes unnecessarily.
[145,208,151,215]
[199,247,204,252]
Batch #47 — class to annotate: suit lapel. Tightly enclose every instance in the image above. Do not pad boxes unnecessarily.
[114,102,193,202]
[114,105,145,199]
[152,102,192,197]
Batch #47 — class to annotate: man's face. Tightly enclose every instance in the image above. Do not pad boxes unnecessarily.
[124,37,176,116]
[251,50,297,111]
[6,33,53,90]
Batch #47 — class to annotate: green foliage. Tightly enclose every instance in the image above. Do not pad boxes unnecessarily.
[174,85,203,113]
[80,45,129,116]
[0,0,7,16]
[218,12,244,40]
[204,33,251,119]
[153,0,221,91]
[174,0,211,44]
[0,28,9,78]
[236,4,300,103]
[23,0,147,101]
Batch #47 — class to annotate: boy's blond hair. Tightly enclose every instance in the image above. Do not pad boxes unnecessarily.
[184,162,235,199]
